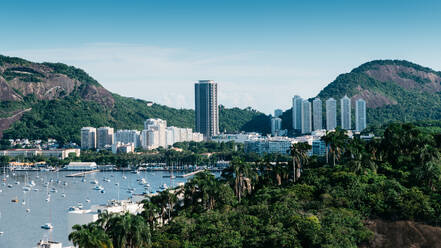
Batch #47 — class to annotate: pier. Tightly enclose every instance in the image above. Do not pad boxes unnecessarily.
[176,169,205,178]
[65,170,100,177]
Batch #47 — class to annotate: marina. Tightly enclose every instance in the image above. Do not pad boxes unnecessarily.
[0,169,204,248]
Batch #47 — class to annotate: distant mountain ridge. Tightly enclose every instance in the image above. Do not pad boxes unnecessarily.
[0,55,269,143]
[280,60,441,130]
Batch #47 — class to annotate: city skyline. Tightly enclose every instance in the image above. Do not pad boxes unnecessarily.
[1,1,441,114]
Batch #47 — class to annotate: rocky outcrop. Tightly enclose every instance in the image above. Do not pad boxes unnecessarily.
[361,219,441,248]
[0,108,31,138]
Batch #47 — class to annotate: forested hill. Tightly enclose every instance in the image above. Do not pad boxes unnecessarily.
[280,60,441,130]
[0,55,270,144]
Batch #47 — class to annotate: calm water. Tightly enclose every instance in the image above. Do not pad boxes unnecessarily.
[0,170,194,248]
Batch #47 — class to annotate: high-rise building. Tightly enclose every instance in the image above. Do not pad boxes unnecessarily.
[144,118,167,147]
[301,100,312,134]
[274,109,283,118]
[195,80,219,139]
[97,127,114,149]
[326,98,337,130]
[81,127,96,150]
[355,98,367,132]
[115,130,141,148]
[312,98,322,131]
[341,95,351,130]
[271,117,282,136]
[292,95,303,131]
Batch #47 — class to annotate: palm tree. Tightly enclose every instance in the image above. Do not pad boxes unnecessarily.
[289,142,312,182]
[69,223,113,248]
[222,157,256,202]
[105,213,151,248]
[321,127,348,166]
[141,200,160,232]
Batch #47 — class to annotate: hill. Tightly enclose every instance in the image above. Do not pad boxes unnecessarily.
[279,60,441,130]
[0,55,270,144]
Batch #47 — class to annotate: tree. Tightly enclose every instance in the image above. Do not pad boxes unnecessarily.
[289,142,312,182]
[68,223,113,248]
[321,127,348,166]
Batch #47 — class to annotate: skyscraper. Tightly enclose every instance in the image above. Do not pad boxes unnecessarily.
[301,100,312,134]
[312,98,322,131]
[97,127,114,149]
[274,109,283,118]
[292,95,303,131]
[341,95,351,130]
[326,98,337,130]
[355,98,367,131]
[271,117,282,136]
[195,80,219,139]
[81,127,96,150]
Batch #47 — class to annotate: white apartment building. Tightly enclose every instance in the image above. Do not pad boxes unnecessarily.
[97,127,114,149]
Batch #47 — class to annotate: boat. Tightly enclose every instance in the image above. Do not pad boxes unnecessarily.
[61,193,66,197]
[33,188,39,192]
[23,186,31,191]
[63,182,68,186]
[50,188,57,193]
[100,190,105,194]
[0,231,3,235]
[45,196,51,202]
[103,178,111,182]
[36,239,63,248]
[131,170,140,174]
[139,178,147,185]
[26,208,31,213]
[93,185,104,190]
[7,184,12,188]
[41,223,53,229]
[22,200,26,205]
[85,199,91,203]
[90,180,98,185]
[160,183,168,190]
[11,198,19,203]
[122,176,127,180]
[15,181,20,185]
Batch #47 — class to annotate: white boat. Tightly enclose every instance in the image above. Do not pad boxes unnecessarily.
[93,185,104,190]
[85,199,90,203]
[45,197,51,202]
[23,186,31,191]
[103,178,111,182]
[50,188,57,193]
[139,178,147,185]
[15,181,20,185]
[7,184,12,188]
[41,223,53,229]
[26,208,31,213]
[29,180,36,187]
[90,180,98,185]
[63,182,68,186]
[160,183,168,190]
[0,231,3,235]
[122,176,127,180]
[33,188,39,192]
[22,200,26,205]
[36,239,63,248]
[61,193,66,197]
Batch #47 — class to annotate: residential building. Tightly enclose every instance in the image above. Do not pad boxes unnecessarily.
[312,98,322,131]
[326,98,337,130]
[341,95,351,130]
[112,142,135,154]
[195,80,219,139]
[274,109,283,118]
[81,127,96,150]
[97,127,114,149]
[355,98,367,131]
[144,118,167,147]
[0,148,80,159]
[115,130,141,148]
[301,100,312,134]
[211,132,262,143]
[271,117,282,136]
[292,95,303,131]
[312,140,326,156]
[244,137,295,155]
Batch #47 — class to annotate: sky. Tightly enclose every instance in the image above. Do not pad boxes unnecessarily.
[1,0,441,114]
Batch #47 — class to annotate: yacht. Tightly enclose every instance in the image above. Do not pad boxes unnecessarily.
[41,223,53,229]
[122,175,127,180]
[7,184,12,188]
[93,185,104,190]
[26,208,31,213]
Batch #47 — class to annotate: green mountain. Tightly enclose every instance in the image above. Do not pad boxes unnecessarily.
[0,55,269,144]
[279,60,441,130]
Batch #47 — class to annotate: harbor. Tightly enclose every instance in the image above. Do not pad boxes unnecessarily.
[0,169,213,248]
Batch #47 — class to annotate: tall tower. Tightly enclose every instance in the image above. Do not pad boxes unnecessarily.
[81,127,96,150]
[97,127,114,149]
[341,95,351,130]
[271,117,282,136]
[195,80,219,139]
[301,100,312,134]
[326,98,337,130]
[292,95,303,131]
[312,98,322,131]
[355,98,367,132]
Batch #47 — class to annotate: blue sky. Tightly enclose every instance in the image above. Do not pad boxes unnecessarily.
[1,0,441,114]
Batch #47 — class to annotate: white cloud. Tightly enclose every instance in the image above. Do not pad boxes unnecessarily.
[1,43,333,114]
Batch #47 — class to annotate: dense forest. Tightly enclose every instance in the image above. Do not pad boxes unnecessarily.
[68,123,441,247]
